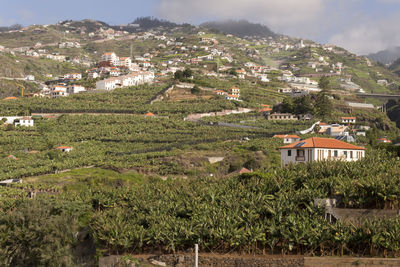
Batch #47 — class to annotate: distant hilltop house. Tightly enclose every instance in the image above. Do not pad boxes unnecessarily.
[279,137,365,167]
[273,134,301,144]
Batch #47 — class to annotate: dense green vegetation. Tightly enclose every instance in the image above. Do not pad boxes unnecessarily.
[2,151,400,265]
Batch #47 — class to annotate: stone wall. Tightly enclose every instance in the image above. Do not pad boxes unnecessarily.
[100,254,400,267]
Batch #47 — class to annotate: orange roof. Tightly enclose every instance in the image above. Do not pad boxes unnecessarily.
[261,104,271,108]
[215,90,226,93]
[145,112,155,117]
[258,108,272,112]
[273,134,300,139]
[56,146,73,149]
[3,96,18,100]
[342,117,356,120]
[378,138,392,143]
[319,122,329,126]
[239,168,252,174]
[279,137,365,150]
[231,86,240,90]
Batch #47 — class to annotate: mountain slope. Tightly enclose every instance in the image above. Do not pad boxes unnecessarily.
[368,47,400,65]
[390,58,400,76]
[201,20,276,38]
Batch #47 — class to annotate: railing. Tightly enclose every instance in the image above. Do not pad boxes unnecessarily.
[296,156,306,161]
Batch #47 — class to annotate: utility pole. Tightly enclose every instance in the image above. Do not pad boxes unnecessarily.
[194,243,198,267]
[130,43,133,59]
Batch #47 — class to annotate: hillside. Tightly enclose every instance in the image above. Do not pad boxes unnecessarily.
[201,20,276,38]
[368,46,400,65]
[390,57,400,76]
[2,18,400,264]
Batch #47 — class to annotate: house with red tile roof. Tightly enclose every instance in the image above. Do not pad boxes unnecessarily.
[279,137,365,167]
[377,138,392,144]
[273,134,301,144]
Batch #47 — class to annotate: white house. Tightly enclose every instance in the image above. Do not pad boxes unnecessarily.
[96,78,121,91]
[67,85,86,94]
[273,135,301,144]
[341,117,356,124]
[14,117,34,127]
[101,52,119,66]
[51,90,69,98]
[279,137,365,167]
[225,94,240,101]
[231,87,240,96]
[119,57,132,68]
[63,73,82,80]
[56,146,73,152]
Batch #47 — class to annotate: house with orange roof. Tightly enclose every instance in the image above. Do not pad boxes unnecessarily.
[341,117,356,124]
[273,134,301,144]
[145,112,155,117]
[215,90,227,96]
[225,94,240,101]
[230,87,240,96]
[3,96,18,101]
[279,137,365,167]
[377,138,392,144]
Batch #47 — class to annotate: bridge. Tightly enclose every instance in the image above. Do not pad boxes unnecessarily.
[356,93,400,99]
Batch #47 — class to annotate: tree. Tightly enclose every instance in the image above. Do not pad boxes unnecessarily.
[183,68,193,78]
[293,95,314,115]
[174,70,184,80]
[191,85,201,94]
[281,97,294,114]
[319,76,330,91]
[315,92,332,119]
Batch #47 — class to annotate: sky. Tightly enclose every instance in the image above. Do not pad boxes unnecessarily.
[1,0,400,55]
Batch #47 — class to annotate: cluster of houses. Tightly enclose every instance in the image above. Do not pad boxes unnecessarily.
[215,87,241,101]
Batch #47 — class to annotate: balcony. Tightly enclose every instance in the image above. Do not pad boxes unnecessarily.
[296,156,306,161]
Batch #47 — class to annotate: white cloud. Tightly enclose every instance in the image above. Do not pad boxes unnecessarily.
[329,12,400,55]
[157,0,326,35]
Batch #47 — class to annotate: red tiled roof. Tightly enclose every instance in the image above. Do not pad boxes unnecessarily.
[279,137,365,150]
[342,117,356,120]
[145,112,155,117]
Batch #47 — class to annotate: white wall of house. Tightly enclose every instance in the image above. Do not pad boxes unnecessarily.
[280,148,365,167]
[15,119,34,127]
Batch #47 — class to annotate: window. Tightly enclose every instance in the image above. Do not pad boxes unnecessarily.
[350,151,353,159]
[328,150,332,158]
[288,150,292,157]
[334,150,338,157]
[297,150,304,157]
[343,151,348,158]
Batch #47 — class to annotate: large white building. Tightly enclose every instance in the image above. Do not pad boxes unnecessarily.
[279,137,365,167]
[95,71,154,91]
